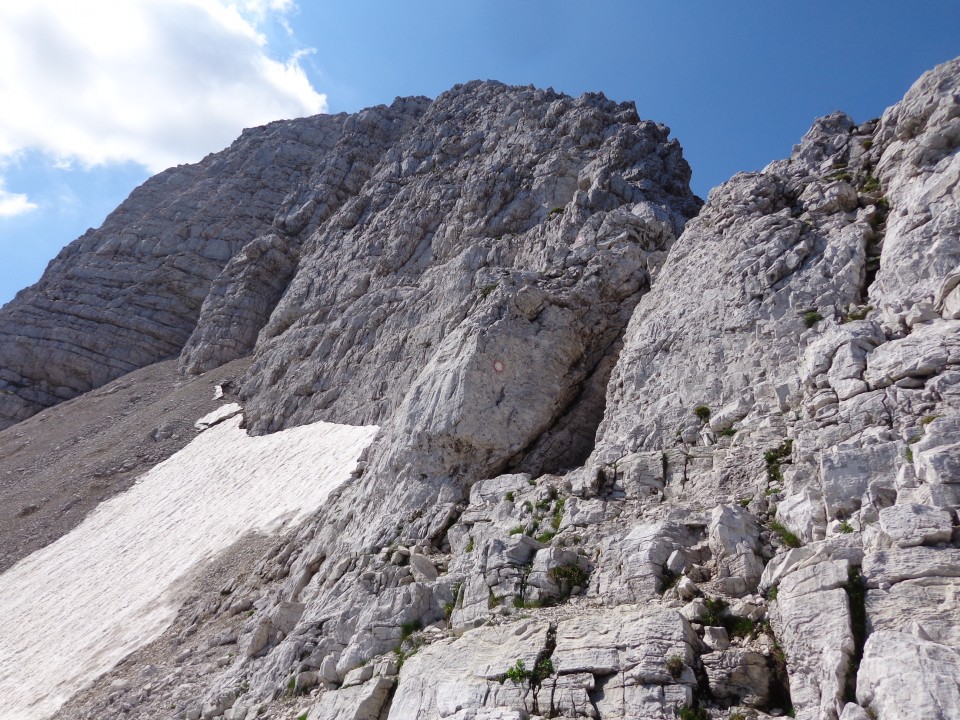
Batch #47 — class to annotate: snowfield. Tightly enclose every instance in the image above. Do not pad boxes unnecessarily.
[0,413,378,719]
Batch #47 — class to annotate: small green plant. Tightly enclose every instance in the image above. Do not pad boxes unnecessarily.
[297,714,308,720]
[765,585,779,601]
[730,713,748,720]
[718,427,737,438]
[839,519,854,534]
[678,704,710,720]
[727,616,755,638]
[826,168,853,182]
[509,525,526,536]
[769,520,803,548]
[535,530,557,544]
[862,174,881,193]
[660,566,680,593]
[665,655,684,679]
[550,497,566,530]
[465,536,475,552]
[521,500,533,513]
[504,659,528,683]
[804,310,824,328]
[479,283,497,299]
[765,439,793,484]
[488,588,502,608]
[548,206,564,217]
[845,305,872,321]
[702,597,729,627]
[400,620,422,641]
[905,446,914,463]
[393,633,425,671]
[549,563,589,588]
[444,581,462,619]
[738,497,751,508]
[502,656,555,686]
[860,139,873,150]
[920,414,940,425]
[501,654,557,717]
[504,491,515,502]
[693,405,711,423]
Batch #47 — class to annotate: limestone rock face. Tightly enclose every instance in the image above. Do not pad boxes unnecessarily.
[2,57,959,720]
[856,631,960,720]
[389,610,699,720]
[237,80,700,458]
[0,110,365,430]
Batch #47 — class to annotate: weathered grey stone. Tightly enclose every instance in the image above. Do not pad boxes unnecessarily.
[306,676,394,720]
[839,703,871,720]
[702,626,729,651]
[862,547,960,587]
[709,504,764,596]
[389,620,549,720]
[0,107,420,429]
[856,631,960,720]
[866,576,960,647]
[238,80,700,456]
[776,489,828,543]
[771,560,854,720]
[878,503,953,547]
[194,403,242,431]
[702,648,770,707]
[408,553,439,583]
[865,321,960,390]
[593,521,684,603]
[820,442,900,519]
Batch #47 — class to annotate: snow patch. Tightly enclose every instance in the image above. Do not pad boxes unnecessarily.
[195,401,243,430]
[0,415,378,719]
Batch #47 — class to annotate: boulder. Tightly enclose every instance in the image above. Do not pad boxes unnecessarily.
[856,631,960,720]
[878,503,953,547]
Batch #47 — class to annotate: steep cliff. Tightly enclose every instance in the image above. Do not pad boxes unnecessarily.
[0,57,957,720]
[0,98,427,430]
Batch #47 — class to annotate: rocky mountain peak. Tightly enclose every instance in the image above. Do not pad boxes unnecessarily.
[0,56,958,720]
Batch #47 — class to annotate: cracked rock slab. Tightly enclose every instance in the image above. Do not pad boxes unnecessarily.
[856,631,960,720]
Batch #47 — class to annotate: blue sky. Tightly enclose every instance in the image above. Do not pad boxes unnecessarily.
[1,0,958,306]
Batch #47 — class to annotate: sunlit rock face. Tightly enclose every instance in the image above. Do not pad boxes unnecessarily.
[0,58,958,720]
[0,99,427,430]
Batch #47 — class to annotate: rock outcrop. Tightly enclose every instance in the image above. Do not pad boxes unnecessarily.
[0,98,428,430]
[0,56,958,720]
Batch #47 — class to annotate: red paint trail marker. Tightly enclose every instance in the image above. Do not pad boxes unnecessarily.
[493,359,505,374]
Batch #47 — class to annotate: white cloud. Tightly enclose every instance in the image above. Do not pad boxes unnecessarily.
[0,0,326,173]
[0,180,37,218]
